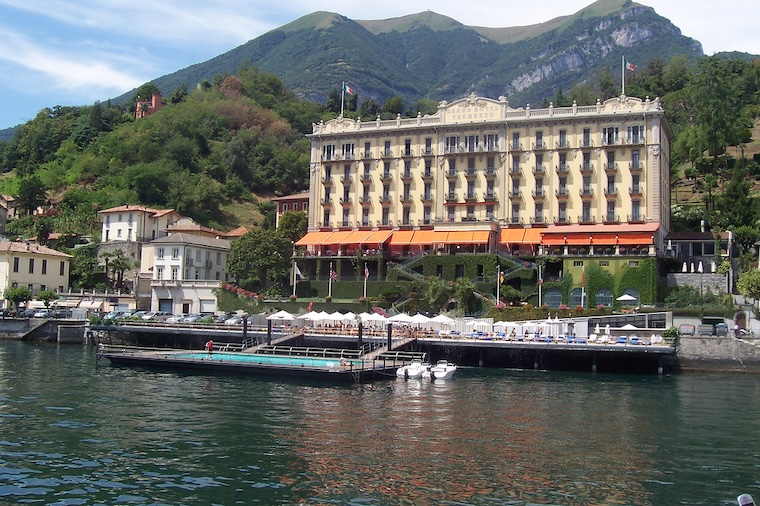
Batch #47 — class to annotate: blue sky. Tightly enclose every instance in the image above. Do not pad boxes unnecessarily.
[0,0,757,131]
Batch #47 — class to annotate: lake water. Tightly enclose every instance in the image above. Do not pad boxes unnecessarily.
[1,340,759,505]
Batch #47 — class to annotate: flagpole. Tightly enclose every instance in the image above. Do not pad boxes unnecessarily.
[538,263,542,307]
[292,258,297,297]
[329,262,333,298]
[340,81,345,118]
[496,264,501,304]
[621,55,625,95]
[363,262,368,299]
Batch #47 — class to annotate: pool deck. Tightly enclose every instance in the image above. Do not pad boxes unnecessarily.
[97,344,401,382]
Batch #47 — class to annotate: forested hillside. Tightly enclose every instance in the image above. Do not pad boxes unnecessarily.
[0,66,323,235]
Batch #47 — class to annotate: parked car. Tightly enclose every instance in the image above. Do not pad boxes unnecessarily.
[715,323,729,337]
[165,314,188,324]
[183,313,203,323]
[142,311,171,321]
[33,309,50,318]
[224,316,244,325]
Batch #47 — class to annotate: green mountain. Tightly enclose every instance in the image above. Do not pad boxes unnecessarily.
[127,0,703,109]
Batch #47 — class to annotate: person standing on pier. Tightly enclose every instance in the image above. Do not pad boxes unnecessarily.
[205,340,214,354]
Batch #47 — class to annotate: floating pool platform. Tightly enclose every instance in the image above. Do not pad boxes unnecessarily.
[97,344,411,382]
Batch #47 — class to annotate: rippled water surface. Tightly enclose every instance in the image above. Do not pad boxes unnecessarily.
[1,340,759,505]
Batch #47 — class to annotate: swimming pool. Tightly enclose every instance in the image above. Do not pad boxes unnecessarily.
[172,351,355,369]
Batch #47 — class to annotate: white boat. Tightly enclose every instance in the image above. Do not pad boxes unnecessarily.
[422,360,457,380]
[396,359,428,379]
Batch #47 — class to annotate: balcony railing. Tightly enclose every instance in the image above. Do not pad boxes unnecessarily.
[556,139,570,149]
[533,164,545,175]
[445,192,458,202]
[556,164,569,174]
[532,189,545,199]
[380,172,393,182]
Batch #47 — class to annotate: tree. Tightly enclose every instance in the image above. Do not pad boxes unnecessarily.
[5,286,33,311]
[15,174,47,216]
[227,229,292,290]
[36,289,59,308]
[359,99,381,119]
[277,210,308,243]
[737,269,760,301]
[101,249,131,290]
[382,96,405,116]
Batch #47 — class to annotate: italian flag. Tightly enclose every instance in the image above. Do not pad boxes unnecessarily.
[625,60,635,72]
[342,83,354,94]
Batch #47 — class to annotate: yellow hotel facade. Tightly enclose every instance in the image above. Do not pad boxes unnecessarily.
[299,93,670,260]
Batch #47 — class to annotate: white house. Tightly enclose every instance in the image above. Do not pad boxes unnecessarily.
[0,240,71,308]
[141,233,230,314]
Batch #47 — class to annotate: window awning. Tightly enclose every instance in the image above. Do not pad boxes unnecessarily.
[362,230,393,246]
[389,230,415,246]
[522,228,542,245]
[590,233,619,246]
[409,230,446,245]
[541,235,566,246]
[566,234,592,246]
[471,231,491,244]
[344,230,374,245]
[499,228,525,244]
[295,231,334,246]
[321,230,353,245]
[443,231,473,244]
[618,233,655,245]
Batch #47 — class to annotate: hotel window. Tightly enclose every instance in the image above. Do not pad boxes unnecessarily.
[627,125,644,144]
[582,201,592,222]
[171,267,178,280]
[466,205,475,220]
[558,202,567,222]
[467,157,475,175]
[362,208,370,226]
[424,182,432,200]
[42,259,47,274]
[558,129,568,148]
[403,160,412,177]
[511,155,520,172]
[363,142,371,158]
[343,187,350,202]
[382,185,390,201]
[383,140,391,157]
[632,200,641,221]
[363,185,370,201]
[342,209,349,227]
[632,149,640,169]
[486,180,495,199]
[559,152,567,170]
[448,158,457,176]
[535,203,544,223]
[512,179,520,197]
[383,161,391,178]
[382,208,390,226]
[447,206,455,222]
[535,178,543,197]
[402,207,411,226]
[59,261,65,276]
[363,162,371,178]
[403,183,411,201]
[322,144,336,161]
[583,176,591,193]
[13,257,18,272]
[29,258,34,274]
[448,181,456,198]
[603,127,619,145]
[607,201,616,222]
[424,159,432,176]
[535,153,544,172]
[343,164,351,180]
[582,128,591,147]
[535,131,543,149]
[582,152,591,170]
[607,150,615,169]
[323,209,330,227]
[486,156,495,174]
[404,139,412,156]
[156,267,164,280]
[445,136,459,153]
[484,133,498,151]
[632,174,641,193]
[282,204,288,212]
[324,165,332,179]
[424,137,433,155]
[324,187,331,202]
[486,205,494,221]
[511,203,520,223]
[466,181,475,199]
[559,177,567,195]
[185,250,192,266]
[599,261,609,267]
[196,249,202,262]
[423,206,431,224]
[342,142,354,159]
[216,252,221,264]
[465,135,478,152]
[511,132,520,150]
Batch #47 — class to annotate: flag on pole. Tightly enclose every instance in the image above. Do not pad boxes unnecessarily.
[499,270,504,285]
[364,264,369,280]
[342,83,354,94]
[295,264,305,281]
[625,60,635,72]
[329,269,337,281]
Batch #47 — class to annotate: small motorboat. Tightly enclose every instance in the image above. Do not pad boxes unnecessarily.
[738,494,756,506]
[422,360,457,380]
[396,359,428,379]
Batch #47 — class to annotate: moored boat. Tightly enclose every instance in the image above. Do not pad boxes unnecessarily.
[422,360,457,380]
[396,359,428,379]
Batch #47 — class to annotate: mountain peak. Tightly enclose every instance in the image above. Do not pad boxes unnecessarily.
[356,11,464,35]
[276,11,348,33]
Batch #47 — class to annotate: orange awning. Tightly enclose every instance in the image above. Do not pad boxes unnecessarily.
[295,231,334,246]
[522,228,542,245]
[389,230,415,246]
[321,230,353,245]
[444,231,474,244]
[343,230,373,245]
[541,235,566,246]
[361,229,393,246]
[566,234,592,245]
[410,230,446,245]
[500,228,525,244]
[471,231,491,244]
[617,232,655,245]
[590,233,618,246]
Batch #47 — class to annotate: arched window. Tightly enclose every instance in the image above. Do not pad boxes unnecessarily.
[544,288,562,308]
[620,289,640,305]
[569,288,584,307]
[595,289,613,307]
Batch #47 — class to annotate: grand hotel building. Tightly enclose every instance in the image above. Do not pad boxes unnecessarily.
[296,93,671,299]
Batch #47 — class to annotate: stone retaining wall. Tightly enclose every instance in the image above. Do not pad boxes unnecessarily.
[677,336,760,372]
